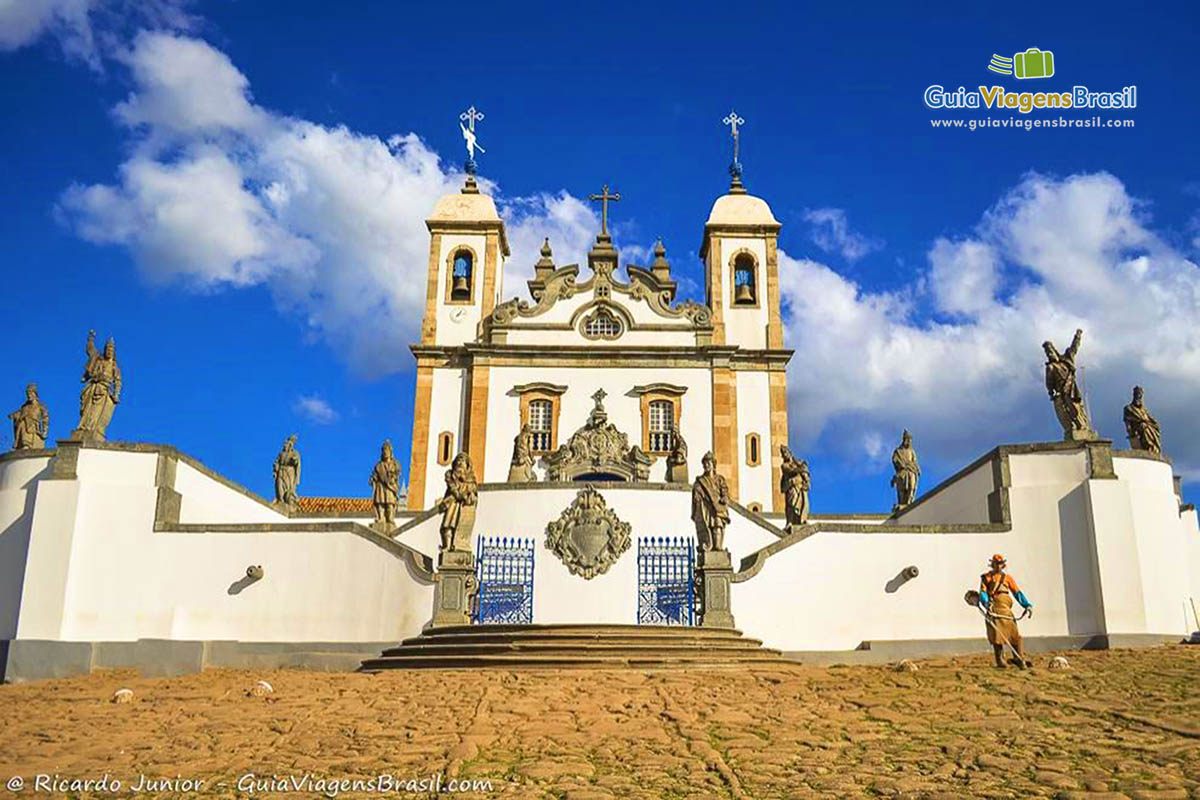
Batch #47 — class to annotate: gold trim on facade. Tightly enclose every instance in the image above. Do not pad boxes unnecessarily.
[515,383,567,454]
[639,390,684,454]
[407,361,435,511]
[769,370,789,513]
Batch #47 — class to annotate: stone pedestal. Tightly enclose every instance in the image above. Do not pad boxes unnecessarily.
[1065,427,1099,443]
[666,460,689,484]
[697,548,735,629]
[431,549,476,627]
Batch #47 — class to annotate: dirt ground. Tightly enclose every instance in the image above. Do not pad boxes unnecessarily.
[1,646,1198,799]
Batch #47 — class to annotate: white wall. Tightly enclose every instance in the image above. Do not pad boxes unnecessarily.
[893,455,1000,525]
[7,440,1198,655]
[7,449,431,644]
[421,365,466,507]
[0,455,50,639]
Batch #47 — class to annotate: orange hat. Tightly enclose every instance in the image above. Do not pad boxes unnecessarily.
[989,553,1006,566]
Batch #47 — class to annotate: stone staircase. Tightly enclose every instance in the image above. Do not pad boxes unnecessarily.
[360,624,786,670]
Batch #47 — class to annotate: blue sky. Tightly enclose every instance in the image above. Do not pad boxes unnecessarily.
[3,0,1199,509]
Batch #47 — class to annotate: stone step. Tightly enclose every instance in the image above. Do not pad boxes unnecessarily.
[378,641,779,658]
[394,631,768,649]
[361,623,785,671]
[361,652,786,671]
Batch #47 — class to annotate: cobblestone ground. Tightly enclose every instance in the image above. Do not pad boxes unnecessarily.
[1,646,1198,799]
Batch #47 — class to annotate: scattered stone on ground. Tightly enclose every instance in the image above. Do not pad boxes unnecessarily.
[2,646,1198,798]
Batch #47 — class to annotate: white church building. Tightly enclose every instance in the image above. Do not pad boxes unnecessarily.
[2,162,1200,679]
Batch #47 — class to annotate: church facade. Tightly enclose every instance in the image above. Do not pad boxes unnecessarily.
[407,175,790,516]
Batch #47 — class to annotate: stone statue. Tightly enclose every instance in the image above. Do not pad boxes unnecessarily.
[369,439,402,529]
[8,383,49,450]
[71,329,121,442]
[273,434,301,509]
[691,451,730,551]
[507,423,536,483]
[780,446,810,531]
[1123,386,1162,455]
[1043,329,1095,440]
[439,452,478,552]
[890,429,920,512]
[666,423,689,483]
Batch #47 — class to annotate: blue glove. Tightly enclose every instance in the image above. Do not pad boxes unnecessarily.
[1014,591,1032,609]
[979,590,990,607]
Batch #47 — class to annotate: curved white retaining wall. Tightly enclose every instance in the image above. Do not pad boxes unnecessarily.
[2,439,1198,666]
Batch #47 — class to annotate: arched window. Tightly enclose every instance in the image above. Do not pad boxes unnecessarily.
[746,433,761,466]
[733,253,757,305]
[437,432,454,465]
[648,399,675,453]
[450,250,473,301]
[582,308,622,339]
[528,399,553,452]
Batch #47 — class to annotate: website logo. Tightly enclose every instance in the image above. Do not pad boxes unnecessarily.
[989,48,1056,79]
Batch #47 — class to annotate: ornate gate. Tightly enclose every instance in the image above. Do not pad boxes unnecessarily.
[472,536,535,624]
[637,536,696,626]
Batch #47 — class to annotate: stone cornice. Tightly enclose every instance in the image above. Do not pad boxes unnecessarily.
[411,342,793,369]
[425,218,510,256]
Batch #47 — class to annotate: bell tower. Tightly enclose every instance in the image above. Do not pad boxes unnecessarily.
[409,106,510,511]
[419,176,510,348]
[698,110,790,514]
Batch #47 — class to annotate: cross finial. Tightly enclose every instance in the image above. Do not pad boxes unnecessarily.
[591,388,607,407]
[588,184,621,236]
[459,105,486,178]
[723,109,746,190]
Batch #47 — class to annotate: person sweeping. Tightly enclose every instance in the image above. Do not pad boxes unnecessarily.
[979,554,1034,668]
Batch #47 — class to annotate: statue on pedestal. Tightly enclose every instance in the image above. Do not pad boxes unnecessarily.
[71,329,121,442]
[780,446,810,531]
[1043,329,1095,441]
[666,423,689,483]
[691,451,730,552]
[369,439,401,530]
[890,430,920,512]
[1123,386,1162,455]
[8,383,49,450]
[273,434,301,510]
[439,452,478,552]
[507,423,536,483]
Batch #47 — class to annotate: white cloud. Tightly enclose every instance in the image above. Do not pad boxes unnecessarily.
[928,239,999,316]
[293,394,338,425]
[802,207,883,262]
[0,0,191,69]
[781,171,1200,479]
[57,32,599,376]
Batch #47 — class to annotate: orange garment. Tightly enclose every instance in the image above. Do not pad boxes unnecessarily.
[980,571,1020,597]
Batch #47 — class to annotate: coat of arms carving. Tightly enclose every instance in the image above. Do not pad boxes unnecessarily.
[545,486,632,579]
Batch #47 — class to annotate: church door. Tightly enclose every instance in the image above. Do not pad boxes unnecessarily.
[472,536,535,625]
[637,536,696,626]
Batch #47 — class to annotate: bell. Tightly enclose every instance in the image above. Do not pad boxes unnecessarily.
[452,274,470,296]
[735,282,754,304]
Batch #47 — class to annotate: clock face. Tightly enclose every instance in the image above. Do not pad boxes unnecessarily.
[450,308,467,323]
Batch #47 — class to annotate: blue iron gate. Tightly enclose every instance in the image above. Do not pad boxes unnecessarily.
[637,536,696,626]
[472,536,535,624]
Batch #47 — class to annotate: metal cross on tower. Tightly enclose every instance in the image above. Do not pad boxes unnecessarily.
[723,110,745,180]
[589,184,621,236]
[459,105,485,174]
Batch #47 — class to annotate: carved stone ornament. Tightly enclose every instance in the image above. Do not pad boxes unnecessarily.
[545,486,632,579]
[544,389,653,482]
